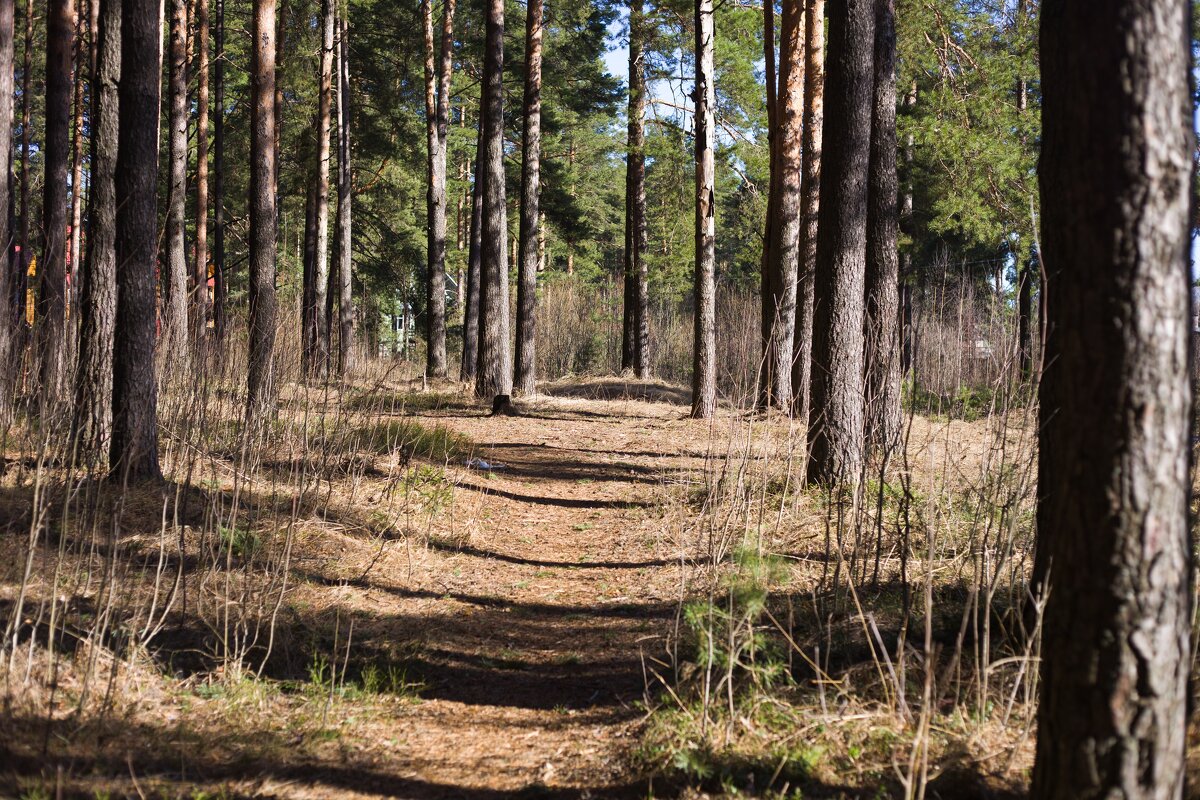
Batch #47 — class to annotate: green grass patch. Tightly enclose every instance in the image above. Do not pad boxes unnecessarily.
[354,419,471,462]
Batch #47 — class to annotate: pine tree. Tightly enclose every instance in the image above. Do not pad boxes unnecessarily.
[1031,1,1192,795]
[805,0,873,485]
[513,0,543,395]
[111,0,162,481]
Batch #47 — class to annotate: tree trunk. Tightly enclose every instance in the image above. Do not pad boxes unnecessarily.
[37,0,73,401]
[1017,257,1033,377]
[863,0,900,453]
[898,80,914,374]
[15,0,29,329]
[273,0,283,220]
[690,0,716,419]
[247,0,278,415]
[761,0,802,410]
[73,0,117,461]
[334,6,353,377]
[625,0,649,379]
[1014,0,1033,380]
[1031,2,1192,797]
[461,134,482,382]
[111,0,161,482]
[193,0,210,341]
[67,2,85,333]
[805,0,873,485]
[162,0,189,366]
[301,176,318,375]
[212,0,226,337]
[621,0,646,375]
[513,0,542,395]
[791,0,822,420]
[758,0,777,407]
[475,0,511,400]
[308,0,334,379]
[422,0,453,378]
[0,0,13,418]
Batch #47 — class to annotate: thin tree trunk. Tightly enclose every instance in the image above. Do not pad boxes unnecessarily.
[247,0,278,415]
[758,0,777,406]
[212,0,225,336]
[690,0,716,419]
[1017,256,1032,376]
[272,0,283,220]
[621,0,646,375]
[422,0,454,378]
[310,0,334,378]
[73,0,117,461]
[335,6,353,377]
[898,79,913,374]
[67,1,85,326]
[301,176,318,374]
[791,0,822,420]
[1014,0,1032,379]
[193,0,210,341]
[0,0,13,417]
[162,0,188,365]
[1031,1,1192,797]
[863,0,900,452]
[475,0,511,401]
[805,0,873,485]
[762,0,802,410]
[111,0,161,481]
[461,134,482,382]
[626,0,648,379]
[37,0,73,401]
[513,0,542,395]
[15,0,29,327]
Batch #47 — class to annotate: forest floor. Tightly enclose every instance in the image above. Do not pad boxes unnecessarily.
[0,377,736,799]
[3,375,1198,799]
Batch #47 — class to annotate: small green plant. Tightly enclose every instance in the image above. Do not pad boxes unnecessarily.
[218,525,262,559]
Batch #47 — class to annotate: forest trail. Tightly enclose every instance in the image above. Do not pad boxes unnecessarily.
[262,382,716,799]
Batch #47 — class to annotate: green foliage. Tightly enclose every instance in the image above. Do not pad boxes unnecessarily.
[218,525,262,560]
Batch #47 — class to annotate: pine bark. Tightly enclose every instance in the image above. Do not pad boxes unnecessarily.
[73,0,118,461]
[301,176,319,374]
[621,0,647,375]
[0,0,13,417]
[791,0,823,420]
[805,0,873,485]
[335,7,353,376]
[212,0,226,337]
[247,0,278,415]
[37,0,73,401]
[863,0,900,453]
[623,0,648,379]
[759,0,777,401]
[513,0,542,395]
[422,0,454,378]
[111,0,161,482]
[1031,1,1192,797]
[162,0,189,365]
[761,0,803,410]
[16,0,29,325]
[461,135,482,382]
[193,0,210,340]
[308,0,334,379]
[475,0,511,400]
[690,0,716,419]
[67,2,85,327]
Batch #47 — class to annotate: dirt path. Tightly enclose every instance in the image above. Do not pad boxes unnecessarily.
[270,388,715,799]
